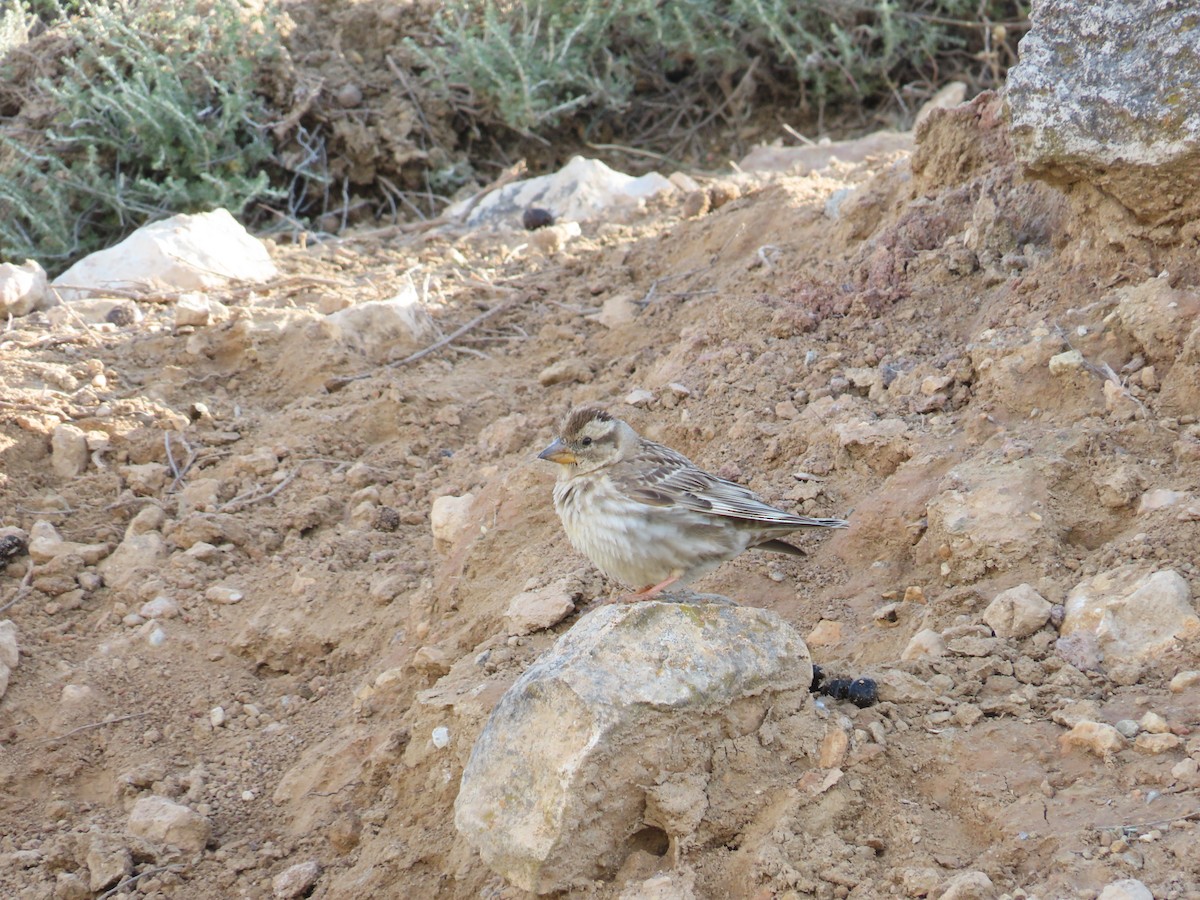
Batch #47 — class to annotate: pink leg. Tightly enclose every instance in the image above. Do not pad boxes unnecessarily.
[619,573,681,603]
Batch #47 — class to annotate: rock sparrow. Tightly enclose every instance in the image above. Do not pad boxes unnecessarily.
[538,406,848,598]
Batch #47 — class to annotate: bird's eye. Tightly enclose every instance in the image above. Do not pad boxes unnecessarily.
[581,437,593,446]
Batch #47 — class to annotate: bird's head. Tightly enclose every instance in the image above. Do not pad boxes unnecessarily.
[538,405,634,474]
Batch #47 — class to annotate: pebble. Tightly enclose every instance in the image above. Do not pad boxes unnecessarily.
[1060,720,1127,757]
[210,706,227,728]
[0,620,19,669]
[624,389,654,408]
[126,795,211,852]
[983,583,1051,638]
[272,860,322,899]
[1138,711,1169,734]
[146,626,167,648]
[901,629,945,661]
[1169,670,1200,692]
[1097,878,1153,900]
[140,596,180,619]
[431,726,450,749]
[205,585,244,605]
[1134,732,1181,754]
[1115,719,1140,739]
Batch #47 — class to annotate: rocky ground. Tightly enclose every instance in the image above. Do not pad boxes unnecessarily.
[1,90,1199,900]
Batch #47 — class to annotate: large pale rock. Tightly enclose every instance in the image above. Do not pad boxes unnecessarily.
[85,834,132,891]
[1062,567,1199,665]
[52,209,277,301]
[0,621,20,670]
[99,522,166,593]
[1097,879,1154,900]
[983,584,1051,639]
[272,860,322,899]
[1007,0,1200,225]
[323,276,434,362]
[0,259,49,316]
[455,601,813,893]
[126,796,211,852]
[453,156,673,228]
[26,521,109,565]
[504,586,577,635]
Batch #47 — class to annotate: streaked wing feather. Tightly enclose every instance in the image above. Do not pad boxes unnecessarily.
[617,439,848,529]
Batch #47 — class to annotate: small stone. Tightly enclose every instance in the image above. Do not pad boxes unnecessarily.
[983,583,1052,639]
[411,646,453,676]
[146,626,167,647]
[682,189,710,218]
[1139,711,1169,734]
[1048,349,1085,375]
[819,728,850,768]
[806,619,842,646]
[139,596,180,619]
[210,706,226,728]
[51,424,90,477]
[667,383,691,398]
[902,585,925,603]
[335,82,363,108]
[431,726,450,749]
[1114,719,1140,739]
[126,795,211,852]
[1097,878,1154,900]
[901,629,946,661]
[504,587,577,635]
[1172,757,1199,782]
[538,358,593,386]
[1138,488,1191,513]
[529,222,581,255]
[430,493,476,552]
[273,860,322,899]
[624,388,654,408]
[85,835,132,891]
[938,869,994,900]
[0,620,19,669]
[1134,732,1181,754]
[1060,720,1127,757]
[205,585,243,604]
[54,872,91,900]
[591,294,638,329]
[1170,670,1200,692]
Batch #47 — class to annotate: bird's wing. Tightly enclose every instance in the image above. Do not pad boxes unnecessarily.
[616,439,848,529]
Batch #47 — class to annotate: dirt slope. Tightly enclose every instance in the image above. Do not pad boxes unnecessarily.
[1,94,1199,899]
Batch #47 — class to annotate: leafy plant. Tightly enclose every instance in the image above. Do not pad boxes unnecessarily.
[0,0,284,270]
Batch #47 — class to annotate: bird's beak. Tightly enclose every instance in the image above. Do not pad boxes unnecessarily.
[538,437,576,465]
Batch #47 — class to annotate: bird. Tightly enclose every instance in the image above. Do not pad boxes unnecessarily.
[537,405,848,600]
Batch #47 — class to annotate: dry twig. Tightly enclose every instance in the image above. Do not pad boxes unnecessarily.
[36,712,151,745]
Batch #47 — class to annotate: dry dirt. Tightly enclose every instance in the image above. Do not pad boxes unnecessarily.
[2,94,1200,900]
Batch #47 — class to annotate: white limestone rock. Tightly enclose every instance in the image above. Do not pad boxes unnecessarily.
[983,584,1052,639]
[1061,567,1199,665]
[0,259,49,317]
[52,209,277,301]
[126,796,211,852]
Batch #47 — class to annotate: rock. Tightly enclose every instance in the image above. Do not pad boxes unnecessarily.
[99,529,166,593]
[538,358,593,386]
[411,646,453,676]
[1114,720,1139,739]
[272,860,321,899]
[126,795,211,852]
[205,585,244,605]
[875,669,936,702]
[0,620,19,670]
[504,586,577,635]
[51,424,90,477]
[983,584,1052,638]
[1134,732,1181,754]
[430,493,476,552]
[1138,488,1192,514]
[1169,670,1200,692]
[174,292,229,328]
[46,297,143,326]
[806,619,842,647]
[624,388,654,408]
[1094,465,1145,509]
[451,156,673,228]
[1138,711,1169,734]
[477,413,530,456]
[54,872,91,900]
[122,462,170,496]
[139,596,180,619]
[529,222,583,254]
[85,834,132,891]
[901,629,946,661]
[938,870,995,900]
[590,294,639,329]
[1047,349,1084,375]
[619,871,697,900]
[455,601,813,893]
[1061,567,1199,665]
[52,209,278,301]
[1059,721,1127,757]
[1007,0,1200,225]
[1097,878,1154,900]
[323,277,434,362]
[0,259,49,317]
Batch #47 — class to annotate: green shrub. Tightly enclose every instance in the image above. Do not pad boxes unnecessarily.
[0,0,284,270]
[416,0,1024,135]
